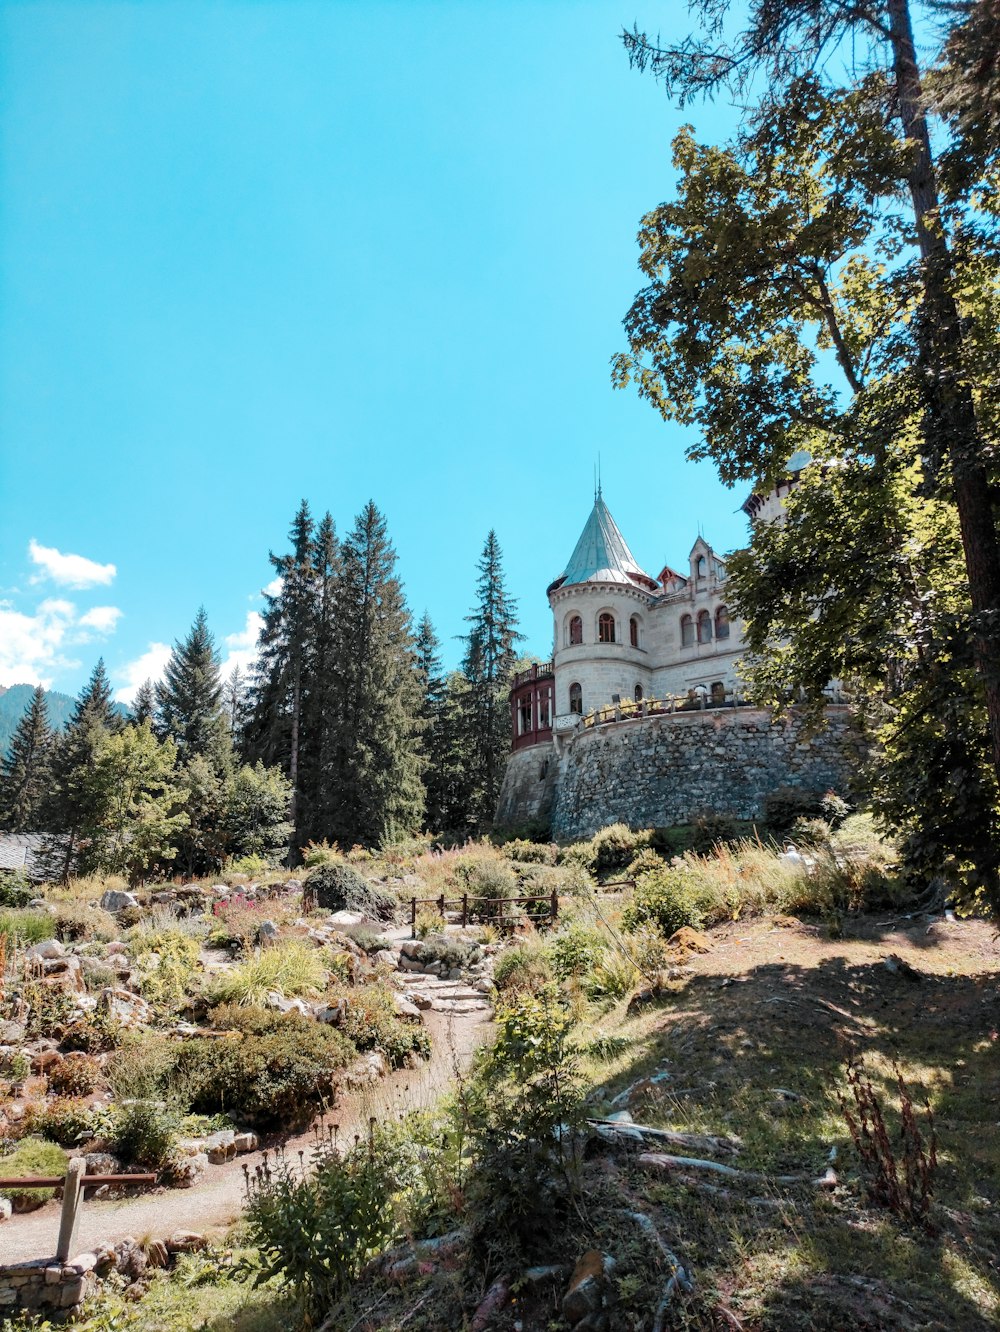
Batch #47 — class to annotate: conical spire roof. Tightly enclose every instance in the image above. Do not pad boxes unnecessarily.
[556,490,656,589]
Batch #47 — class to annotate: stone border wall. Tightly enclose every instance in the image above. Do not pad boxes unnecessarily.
[0,1254,96,1317]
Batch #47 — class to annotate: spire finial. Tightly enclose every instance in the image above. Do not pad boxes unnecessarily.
[597,453,602,500]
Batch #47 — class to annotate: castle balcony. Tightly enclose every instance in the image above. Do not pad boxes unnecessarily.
[510,662,555,752]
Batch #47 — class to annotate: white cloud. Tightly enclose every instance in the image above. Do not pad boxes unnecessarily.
[0,599,81,688]
[78,606,123,634]
[222,611,263,679]
[114,642,171,705]
[29,540,116,590]
[262,577,283,598]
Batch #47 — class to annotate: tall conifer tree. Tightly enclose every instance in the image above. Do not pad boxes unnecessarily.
[298,511,342,846]
[131,679,156,727]
[325,502,424,846]
[0,685,54,831]
[157,608,230,767]
[461,531,522,828]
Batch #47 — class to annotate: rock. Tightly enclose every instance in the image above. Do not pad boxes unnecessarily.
[397,954,424,972]
[374,949,397,967]
[263,991,309,1015]
[410,992,434,1011]
[392,994,423,1021]
[343,1050,388,1088]
[233,1131,259,1154]
[26,938,65,961]
[258,920,280,947]
[471,1275,511,1331]
[0,1020,26,1043]
[171,1152,208,1188]
[96,988,151,1026]
[284,879,303,893]
[100,890,140,913]
[399,940,424,960]
[0,1198,12,1223]
[205,1130,237,1164]
[113,1237,148,1282]
[106,941,128,955]
[32,1049,63,1074]
[315,1001,346,1025]
[328,910,365,929]
[84,1152,122,1177]
[165,1231,208,1254]
[562,1251,615,1327]
[421,960,444,976]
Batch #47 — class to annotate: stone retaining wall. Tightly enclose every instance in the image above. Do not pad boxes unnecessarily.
[0,1254,96,1317]
[495,707,864,840]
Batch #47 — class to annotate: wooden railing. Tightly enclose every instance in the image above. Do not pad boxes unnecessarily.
[512,661,554,688]
[0,1163,156,1261]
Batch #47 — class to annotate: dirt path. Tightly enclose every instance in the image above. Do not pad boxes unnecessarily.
[1,1007,489,1266]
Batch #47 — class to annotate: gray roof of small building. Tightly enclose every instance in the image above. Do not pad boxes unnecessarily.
[557,492,655,589]
[0,832,55,881]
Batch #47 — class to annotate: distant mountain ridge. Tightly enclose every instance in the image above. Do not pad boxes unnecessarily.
[0,684,128,760]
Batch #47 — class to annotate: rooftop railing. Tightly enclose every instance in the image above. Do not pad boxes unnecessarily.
[512,660,554,688]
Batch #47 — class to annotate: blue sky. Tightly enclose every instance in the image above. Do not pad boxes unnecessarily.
[0,0,747,701]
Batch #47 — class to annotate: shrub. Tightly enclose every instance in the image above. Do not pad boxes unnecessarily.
[789,816,833,849]
[0,1138,68,1209]
[0,870,34,908]
[415,933,479,971]
[584,951,640,1002]
[498,839,558,865]
[106,1032,179,1102]
[301,839,341,867]
[493,941,553,995]
[228,853,270,876]
[626,847,664,878]
[333,985,431,1067]
[17,978,75,1039]
[172,1021,353,1128]
[61,1009,123,1054]
[48,1053,101,1097]
[304,863,396,919]
[0,909,56,946]
[413,907,442,939]
[113,1100,178,1172]
[453,853,517,915]
[23,1097,104,1147]
[208,940,326,1007]
[820,790,851,828]
[591,823,653,874]
[688,810,743,854]
[622,865,705,936]
[54,901,118,943]
[132,928,201,1008]
[244,1127,397,1319]
[341,925,392,954]
[764,785,824,833]
[547,922,607,980]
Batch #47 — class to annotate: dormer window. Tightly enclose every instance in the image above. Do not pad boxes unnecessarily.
[598,612,616,644]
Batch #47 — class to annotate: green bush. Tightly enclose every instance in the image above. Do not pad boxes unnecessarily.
[547,921,607,980]
[764,785,824,833]
[498,839,558,865]
[334,986,431,1067]
[61,1009,124,1054]
[132,928,201,1008]
[0,870,34,908]
[304,862,397,919]
[207,939,326,1006]
[454,853,517,914]
[48,1053,101,1097]
[0,1138,68,1209]
[625,847,665,878]
[244,1127,398,1319]
[591,823,653,874]
[820,790,851,828]
[789,816,833,848]
[171,1020,353,1128]
[23,1097,105,1147]
[622,865,704,937]
[113,1100,178,1172]
[415,933,479,971]
[493,941,553,995]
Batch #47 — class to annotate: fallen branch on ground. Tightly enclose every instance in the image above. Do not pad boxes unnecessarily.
[589,1118,741,1155]
[640,1151,838,1190]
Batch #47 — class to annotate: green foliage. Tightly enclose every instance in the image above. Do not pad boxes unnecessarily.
[304,861,396,918]
[492,939,553,995]
[223,763,293,863]
[622,864,705,936]
[590,822,651,873]
[547,920,608,979]
[24,1097,104,1147]
[689,810,743,854]
[0,684,54,833]
[0,909,54,946]
[112,1100,178,1171]
[243,1127,398,1319]
[156,606,232,768]
[333,985,431,1067]
[453,851,517,916]
[498,838,557,865]
[47,1053,101,1097]
[0,869,34,908]
[207,940,326,1007]
[132,927,201,1008]
[0,1138,68,1208]
[172,1020,351,1128]
[411,933,479,971]
[461,987,583,1276]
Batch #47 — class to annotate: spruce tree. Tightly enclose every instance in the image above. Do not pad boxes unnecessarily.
[461,531,522,828]
[157,608,230,767]
[414,613,471,834]
[48,659,124,878]
[0,685,54,832]
[131,679,156,727]
[298,511,342,847]
[224,665,249,751]
[325,501,424,846]
[245,501,317,852]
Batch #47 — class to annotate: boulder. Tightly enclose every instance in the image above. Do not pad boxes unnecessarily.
[0,1020,25,1043]
[205,1130,237,1164]
[315,1000,346,1025]
[328,910,365,929]
[374,949,397,968]
[171,1152,208,1188]
[26,939,65,961]
[263,991,310,1016]
[96,988,152,1026]
[100,890,140,913]
[562,1250,615,1327]
[0,1197,12,1223]
[258,920,280,947]
[165,1231,208,1254]
[392,994,423,1021]
[233,1131,259,1154]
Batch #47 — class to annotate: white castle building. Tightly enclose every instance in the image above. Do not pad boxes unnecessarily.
[510,486,750,753]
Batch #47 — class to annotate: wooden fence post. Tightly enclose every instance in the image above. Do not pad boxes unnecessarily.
[461,893,468,928]
[550,888,559,922]
[437,895,445,921]
[410,897,417,939]
[55,1158,84,1262]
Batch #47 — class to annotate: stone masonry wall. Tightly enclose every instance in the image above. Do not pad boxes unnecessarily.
[544,707,862,841]
[498,703,862,836]
[0,1256,96,1317]
[494,740,559,829]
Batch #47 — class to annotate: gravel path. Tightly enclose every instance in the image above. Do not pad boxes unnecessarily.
[0,1006,488,1265]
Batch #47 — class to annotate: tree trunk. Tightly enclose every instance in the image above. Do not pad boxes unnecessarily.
[288,662,301,865]
[887,0,1000,798]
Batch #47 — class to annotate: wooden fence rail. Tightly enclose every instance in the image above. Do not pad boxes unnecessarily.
[407,879,636,937]
[0,1165,155,1262]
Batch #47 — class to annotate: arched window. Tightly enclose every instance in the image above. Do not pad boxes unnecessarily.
[696,555,707,577]
[681,614,695,647]
[569,682,583,715]
[697,610,713,643]
[629,615,640,648]
[598,612,616,643]
[569,614,583,645]
[634,684,644,703]
[715,605,730,640]
[710,680,726,705]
